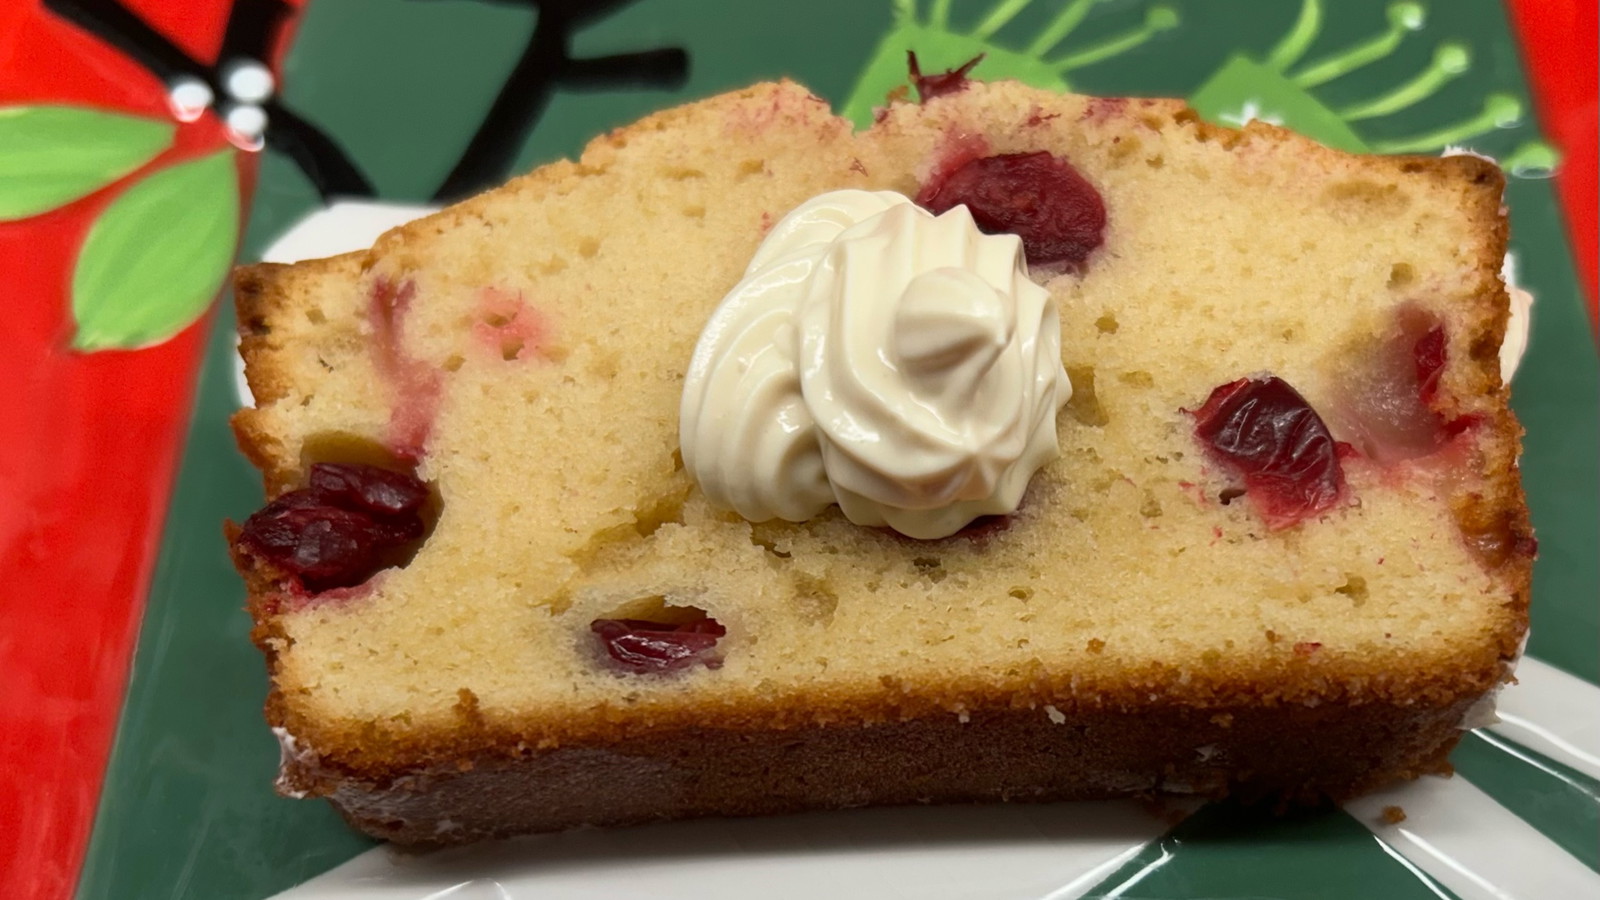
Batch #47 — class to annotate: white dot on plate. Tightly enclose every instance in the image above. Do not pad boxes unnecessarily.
[167,78,213,122]
[223,60,275,104]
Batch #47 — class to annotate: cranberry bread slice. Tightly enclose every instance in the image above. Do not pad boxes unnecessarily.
[231,79,1530,844]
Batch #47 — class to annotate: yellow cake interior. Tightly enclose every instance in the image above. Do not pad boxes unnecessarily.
[235,80,1525,754]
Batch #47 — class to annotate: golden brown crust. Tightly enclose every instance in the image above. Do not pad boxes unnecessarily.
[232,262,293,489]
[233,254,372,492]
[1449,154,1535,664]
[230,81,1531,843]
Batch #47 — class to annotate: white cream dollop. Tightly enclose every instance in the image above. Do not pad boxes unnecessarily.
[680,190,1071,540]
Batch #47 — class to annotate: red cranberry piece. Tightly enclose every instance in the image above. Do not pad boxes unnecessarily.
[1335,314,1457,464]
[237,462,430,592]
[590,617,727,674]
[308,462,430,518]
[1189,376,1349,529]
[908,51,983,103]
[1413,326,1446,404]
[239,499,422,591]
[916,151,1106,268]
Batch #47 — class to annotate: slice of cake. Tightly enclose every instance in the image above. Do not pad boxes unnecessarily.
[230,77,1530,845]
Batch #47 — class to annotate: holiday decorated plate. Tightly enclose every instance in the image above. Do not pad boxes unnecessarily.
[3,1,1595,898]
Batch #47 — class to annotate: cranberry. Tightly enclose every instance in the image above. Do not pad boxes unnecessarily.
[1335,314,1460,464]
[591,617,727,673]
[916,151,1106,268]
[309,463,430,517]
[1189,376,1349,530]
[1413,325,1446,405]
[241,503,416,591]
[908,51,983,103]
[237,463,430,592]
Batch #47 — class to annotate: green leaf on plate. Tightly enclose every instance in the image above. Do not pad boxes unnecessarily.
[71,150,240,352]
[0,105,175,221]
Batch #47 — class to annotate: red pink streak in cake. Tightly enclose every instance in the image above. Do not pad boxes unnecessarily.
[919,130,991,197]
[369,278,441,461]
[1178,481,1210,507]
[1025,108,1062,127]
[296,578,380,604]
[473,287,548,362]
[1079,97,1129,123]
[271,577,381,615]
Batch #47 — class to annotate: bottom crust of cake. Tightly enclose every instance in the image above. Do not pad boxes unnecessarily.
[283,698,1473,846]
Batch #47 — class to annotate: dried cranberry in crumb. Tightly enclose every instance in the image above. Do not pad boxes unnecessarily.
[237,463,430,592]
[916,151,1106,268]
[309,462,430,517]
[591,617,727,673]
[1189,376,1348,529]
[239,501,421,591]
[908,51,984,103]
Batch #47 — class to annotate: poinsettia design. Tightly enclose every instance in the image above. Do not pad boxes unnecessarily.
[12,0,687,352]
[6,0,300,351]
[1,102,240,350]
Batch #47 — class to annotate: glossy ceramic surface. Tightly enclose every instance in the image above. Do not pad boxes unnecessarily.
[1,0,1594,897]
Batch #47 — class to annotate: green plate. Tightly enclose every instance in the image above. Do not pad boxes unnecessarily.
[76,1,1598,897]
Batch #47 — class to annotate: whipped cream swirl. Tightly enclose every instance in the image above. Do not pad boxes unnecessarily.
[680,190,1071,539]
